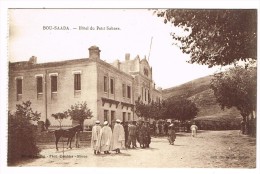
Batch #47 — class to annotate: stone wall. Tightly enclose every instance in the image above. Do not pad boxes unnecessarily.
[8,60,98,126]
[36,131,92,143]
[96,61,135,124]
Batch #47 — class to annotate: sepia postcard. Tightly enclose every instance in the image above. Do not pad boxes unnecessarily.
[0,1,259,174]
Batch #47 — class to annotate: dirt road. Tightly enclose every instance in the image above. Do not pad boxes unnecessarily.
[17,130,256,168]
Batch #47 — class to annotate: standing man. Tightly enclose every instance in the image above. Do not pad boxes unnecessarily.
[240,120,245,134]
[151,121,156,136]
[168,123,176,145]
[127,121,137,149]
[164,121,169,136]
[111,119,125,153]
[72,120,82,148]
[145,122,151,148]
[91,120,101,155]
[190,122,198,137]
[186,121,191,133]
[123,121,129,148]
[158,121,162,135]
[139,121,147,148]
[75,126,81,148]
[99,121,113,154]
[155,121,159,136]
[132,121,138,148]
[136,121,141,145]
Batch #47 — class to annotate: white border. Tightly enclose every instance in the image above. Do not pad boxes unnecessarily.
[1,1,259,174]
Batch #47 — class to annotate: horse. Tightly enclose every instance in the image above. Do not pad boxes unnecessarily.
[54,124,83,151]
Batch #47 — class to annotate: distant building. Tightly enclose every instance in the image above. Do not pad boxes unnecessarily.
[8,46,162,127]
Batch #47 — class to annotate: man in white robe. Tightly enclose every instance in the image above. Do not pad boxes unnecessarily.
[91,120,101,155]
[111,119,125,153]
[99,121,113,154]
[190,123,198,137]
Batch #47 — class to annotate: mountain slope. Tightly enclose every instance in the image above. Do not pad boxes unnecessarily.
[163,75,242,128]
[163,75,212,99]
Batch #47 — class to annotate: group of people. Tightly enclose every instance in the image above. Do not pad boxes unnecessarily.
[150,120,182,137]
[91,119,152,155]
[88,119,198,155]
[123,120,151,149]
[150,121,170,136]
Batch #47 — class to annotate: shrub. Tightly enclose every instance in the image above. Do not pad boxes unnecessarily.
[8,101,41,165]
[194,120,240,130]
[67,102,93,127]
[51,111,68,129]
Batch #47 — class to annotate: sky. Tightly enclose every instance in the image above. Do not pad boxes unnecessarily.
[9,9,221,89]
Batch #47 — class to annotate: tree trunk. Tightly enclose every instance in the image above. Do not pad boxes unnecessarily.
[80,120,84,131]
[245,115,249,135]
[241,116,246,134]
[249,111,256,137]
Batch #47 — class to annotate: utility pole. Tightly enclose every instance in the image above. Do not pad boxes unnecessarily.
[148,37,153,62]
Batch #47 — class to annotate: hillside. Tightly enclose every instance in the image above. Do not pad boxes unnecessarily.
[163,75,242,128]
[163,75,213,99]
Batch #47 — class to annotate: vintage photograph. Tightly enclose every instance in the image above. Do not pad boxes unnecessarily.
[6,8,257,169]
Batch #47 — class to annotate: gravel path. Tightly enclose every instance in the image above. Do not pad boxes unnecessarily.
[17,130,256,168]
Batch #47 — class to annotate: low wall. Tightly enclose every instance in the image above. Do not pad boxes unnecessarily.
[36,131,92,143]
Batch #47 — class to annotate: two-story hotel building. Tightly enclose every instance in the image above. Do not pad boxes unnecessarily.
[8,46,162,127]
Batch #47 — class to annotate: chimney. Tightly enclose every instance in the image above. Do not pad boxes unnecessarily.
[113,59,120,69]
[28,56,37,64]
[125,53,130,61]
[88,46,101,60]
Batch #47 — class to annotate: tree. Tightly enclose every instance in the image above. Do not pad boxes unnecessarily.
[51,112,69,129]
[135,96,167,120]
[210,62,256,134]
[211,63,256,114]
[149,100,167,120]
[135,97,150,120]
[8,101,41,165]
[14,100,41,122]
[67,102,93,126]
[148,101,159,119]
[156,9,257,67]
[164,97,198,122]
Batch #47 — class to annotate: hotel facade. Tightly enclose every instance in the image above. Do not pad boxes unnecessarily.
[8,46,162,127]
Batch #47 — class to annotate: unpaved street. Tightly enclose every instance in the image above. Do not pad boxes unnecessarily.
[18,130,256,168]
